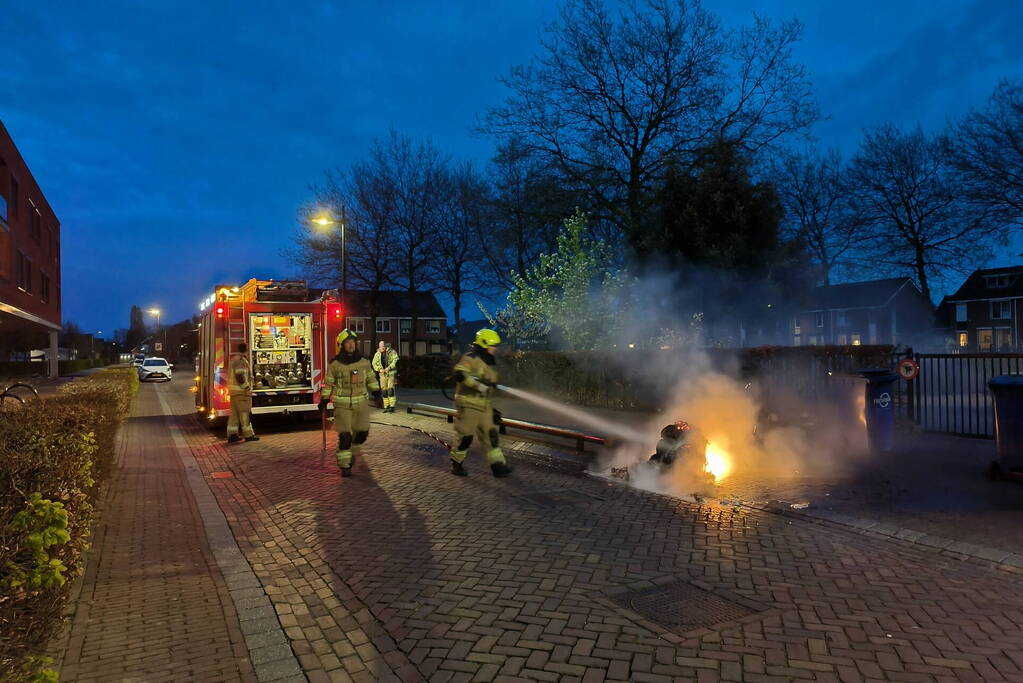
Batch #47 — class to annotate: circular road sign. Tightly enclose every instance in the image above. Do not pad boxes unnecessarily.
[898,358,919,381]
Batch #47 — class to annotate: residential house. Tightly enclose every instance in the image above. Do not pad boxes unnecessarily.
[940,266,1022,351]
[0,120,61,375]
[791,278,936,349]
[335,290,450,358]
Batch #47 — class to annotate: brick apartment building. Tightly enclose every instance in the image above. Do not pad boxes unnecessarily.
[337,290,450,358]
[792,277,936,349]
[0,120,61,375]
[940,266,1022,351]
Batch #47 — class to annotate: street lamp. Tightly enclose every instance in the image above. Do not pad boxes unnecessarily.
[148,308,162,352]
[312,211,346,313]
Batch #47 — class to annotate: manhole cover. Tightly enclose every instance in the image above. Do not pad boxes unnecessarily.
[611,581,763,632]
[517,488,605,508]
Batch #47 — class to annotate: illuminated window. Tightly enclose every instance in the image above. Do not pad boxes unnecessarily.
[978,328,993,351]
[851,334,861,346]
[958,332,968,347]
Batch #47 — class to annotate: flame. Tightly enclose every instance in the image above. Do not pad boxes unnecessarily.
[703,441,732,482]
[856,393,866,425]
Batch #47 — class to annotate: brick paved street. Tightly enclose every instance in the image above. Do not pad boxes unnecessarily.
[130,380,1023,682]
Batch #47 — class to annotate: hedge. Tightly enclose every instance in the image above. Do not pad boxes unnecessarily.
[0,367,137,682]
[495,345,895,410]
[397,354,455,388]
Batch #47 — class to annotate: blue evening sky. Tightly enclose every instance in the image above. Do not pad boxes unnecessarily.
[2,0,1021,335]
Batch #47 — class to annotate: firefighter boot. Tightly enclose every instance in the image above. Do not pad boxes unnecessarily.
[451,460,468,476]
[228,434,241,444]
[246,436,260,442]
[491,462,512,478]
[341,466,353,478]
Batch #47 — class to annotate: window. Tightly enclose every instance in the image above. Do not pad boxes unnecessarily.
[985,275,1010,289]
[427,320,441,334]
[793,319,801,335]
[955,304,967,322]
[814,312,824,328]
[143,359,169,367]
[995,328,1013,350]
[349,318,365,333]
[838,334,848,345]
[16,251,32,293]
[793,335,801,346]
[978,328,993,351]
[958,332,968,347]
[41,273,50,304]
[991,301,1012,320]
[376,319,391,333]
[30,202,41,242]
[836,310,848,327]
[10,176,18,218]
[400,319,412,334]
[851,334,861,346]
[0,192,7,225]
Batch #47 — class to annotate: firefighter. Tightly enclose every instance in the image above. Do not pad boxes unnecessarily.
[372,340,399,412]
[227,342,259,443]
[449,329,512,478]
[319,330,381,477]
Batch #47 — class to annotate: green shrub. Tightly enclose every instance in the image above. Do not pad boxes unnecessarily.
[0,368,136,682]
[397,354,455,388]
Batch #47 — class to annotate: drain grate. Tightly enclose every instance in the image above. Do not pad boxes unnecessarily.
[610,580,763,632]
[517,488,605,508]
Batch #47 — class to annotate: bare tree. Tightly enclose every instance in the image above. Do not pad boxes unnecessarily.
[848,124,997,303]
[480,138,575,290]
[482,0,818,237]
[945,79,1023,227]
[431,161,491,336]
[773,148,865,285]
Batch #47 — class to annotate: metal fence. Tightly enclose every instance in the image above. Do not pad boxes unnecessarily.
[911,353,1023,437]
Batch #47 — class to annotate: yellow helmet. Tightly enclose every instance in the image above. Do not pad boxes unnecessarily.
[474,328,501,348]
[337,329,358,347]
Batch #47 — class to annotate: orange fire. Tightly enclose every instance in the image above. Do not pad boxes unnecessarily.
[703,441,732,482]
[856,393,866,426]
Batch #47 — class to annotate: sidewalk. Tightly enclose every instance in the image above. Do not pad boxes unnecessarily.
[50,382,254,682]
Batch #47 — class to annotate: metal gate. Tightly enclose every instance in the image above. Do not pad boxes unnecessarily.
[912,353,1023,437]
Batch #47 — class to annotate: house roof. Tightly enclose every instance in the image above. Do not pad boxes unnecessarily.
[810,277,918,310]
[944,266,1023,301]
[309,289,448,319]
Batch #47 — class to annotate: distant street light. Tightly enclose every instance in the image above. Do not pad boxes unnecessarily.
[148,308,163,352]
[312,211,346,313]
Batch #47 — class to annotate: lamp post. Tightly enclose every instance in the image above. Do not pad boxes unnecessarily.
[312,211,346,315]
[148,308,162,352]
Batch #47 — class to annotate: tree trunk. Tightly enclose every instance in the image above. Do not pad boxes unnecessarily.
[914,243,932,303]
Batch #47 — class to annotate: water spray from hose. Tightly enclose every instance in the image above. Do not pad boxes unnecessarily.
[495,384,649,443]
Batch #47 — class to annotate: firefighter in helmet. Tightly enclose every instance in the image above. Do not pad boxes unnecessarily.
[319,330,381,477]
[372,340,399,412]
[449,329,512,477]
[227,342,259,443]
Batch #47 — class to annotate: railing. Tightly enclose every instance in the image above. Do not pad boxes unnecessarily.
[911,353,1023,437]
[403,403,605,451]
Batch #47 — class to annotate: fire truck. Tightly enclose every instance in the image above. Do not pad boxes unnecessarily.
[194,279,344,424]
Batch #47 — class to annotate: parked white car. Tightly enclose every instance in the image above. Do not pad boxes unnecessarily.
[132,353,146,367]
[138,357,172,382]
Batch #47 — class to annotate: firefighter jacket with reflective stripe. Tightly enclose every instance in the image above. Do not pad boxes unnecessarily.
[322,356,380,407]
[227,353,252,396]
[454,352,497,409]
[372,349,399,375]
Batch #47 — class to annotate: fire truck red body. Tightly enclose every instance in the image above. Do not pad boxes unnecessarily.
[194,279,344,423]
